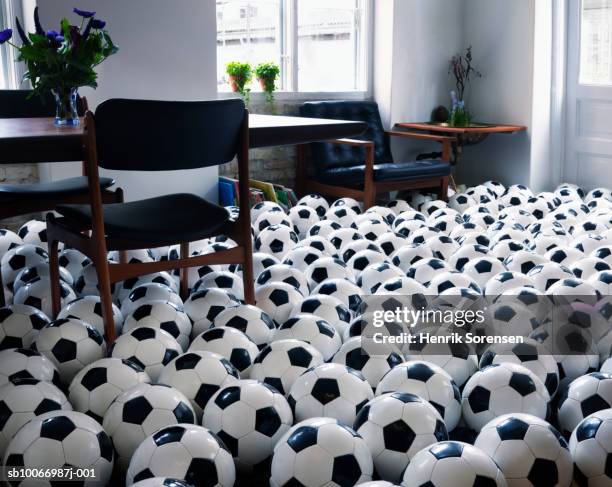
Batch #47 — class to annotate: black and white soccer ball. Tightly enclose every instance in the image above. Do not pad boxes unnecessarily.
[123,300,192,350]
[569,408,612,486]
[462,362,550,432]
[270,417,373,487]
[3,410,114,485]
[58,295,124,340]
[557,372,612,436]
[449,193,477,213]
[326,206,359,229]
[0,244,48,295]
[192,270,245,300]
[0,304,50,350]
[249,339,324,396]
[331,197,362,214]
[126,423,236,487]
[13,276,76,318]
[589,270,612,296]
[332,336,402,389]
[305,257,355,289]
[183,288,240,338]
[503,250,548,275]
[158,351,239,421]
[354,392,448,483]
[298,194,330,217]
[462,257,507,289]
[32,318,106,385]
[483,270,535,296]
[391,244,435,272]
[375,360,462,431]
[251,201,285,223]
[202,379,293,473]
[0,378,71,457]
[103,383,195,471]
[274,314,342,361]
[346,248,388,277]
[254,210,294,236]
[427,271,482,295]
[0,348,59,387]
[256,264,309,297]
[313,278,362,314]
[68,357,151,424]
[0,229,22,258]
[475,413,572,487]
[423,235,460,261]
[288,363,373,426]
[357,262,405,294]
[255,282,303,327]
[12,263,73,295]
[121,282,183,317]
[281,246,323,273]
[255,224,299,259]
[402,441,506,487]
[448,244,489,272]
[387,199,412,214]
[308,220,344,239]
[289,205,320,239]
[188,326,259,375]
[17,220,47,249]
[291,294,352,337]
[572,257,611,281]
[479,338,560,396]
[406,258,452,287]
[73,261,116,298]
[111,327,182,382]
[212,304,275,350]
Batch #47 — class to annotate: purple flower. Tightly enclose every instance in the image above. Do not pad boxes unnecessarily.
[73,8,96,18]
[91,19,106,29]
[46,30,61,39]
[0,29,12,44]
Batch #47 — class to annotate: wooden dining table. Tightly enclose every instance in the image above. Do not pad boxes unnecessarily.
[0,114,367,164]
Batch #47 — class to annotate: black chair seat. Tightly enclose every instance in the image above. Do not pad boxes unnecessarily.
[56,193,230,245]
[316,160,451,187]
[0,176,115,199]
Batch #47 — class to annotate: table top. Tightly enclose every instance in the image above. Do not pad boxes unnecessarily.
[396,122,527,135]
[0,114,366,163]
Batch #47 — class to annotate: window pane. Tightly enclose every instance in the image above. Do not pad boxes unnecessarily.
[217,0,282,91]
[581,0,612,84]
[297,0,365,92]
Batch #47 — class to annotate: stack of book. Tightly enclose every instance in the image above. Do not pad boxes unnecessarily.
[218,177,298,211]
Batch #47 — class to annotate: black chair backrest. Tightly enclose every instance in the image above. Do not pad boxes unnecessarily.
[299,101,394,169]
[0,89,87,118]
[94,99,246,171]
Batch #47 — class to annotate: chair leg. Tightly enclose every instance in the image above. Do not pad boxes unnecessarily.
[296,145,307,197]
[179,242,189,300]
[48,237,62,319]
[94,256,117,344]
[242,241,255,305]
[363,181,376,210]
[0,268,5,308]
[438,176,449,201]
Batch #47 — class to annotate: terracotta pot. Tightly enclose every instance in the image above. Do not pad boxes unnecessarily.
[258,78,275,93]
[228,75,240,93]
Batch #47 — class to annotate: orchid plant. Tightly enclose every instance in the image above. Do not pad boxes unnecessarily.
[0,7,118,124]
[448,46,481,127]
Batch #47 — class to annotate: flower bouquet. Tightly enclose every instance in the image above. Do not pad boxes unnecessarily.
[0,7,118,126]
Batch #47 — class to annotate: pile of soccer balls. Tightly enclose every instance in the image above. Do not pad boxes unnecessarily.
[0,181,610,487]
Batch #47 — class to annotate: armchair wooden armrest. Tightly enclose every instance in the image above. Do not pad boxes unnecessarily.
[327,138,375,148]
[386,129,455,162]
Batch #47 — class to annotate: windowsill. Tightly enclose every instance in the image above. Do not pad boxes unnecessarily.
[217,90,370,102]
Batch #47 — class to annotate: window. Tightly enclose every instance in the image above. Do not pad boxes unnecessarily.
[580,0,612,84]
[216,0,369,93]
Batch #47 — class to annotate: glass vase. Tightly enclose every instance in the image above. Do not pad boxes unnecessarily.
[53,87,80,126]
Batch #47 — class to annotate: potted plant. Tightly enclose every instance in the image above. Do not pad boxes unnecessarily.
[255,62,280,103]
[0,7,118,126]
[226,61,252,102]
[448,46,481,127]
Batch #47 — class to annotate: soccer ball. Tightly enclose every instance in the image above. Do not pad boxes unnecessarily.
[184,288,240,338]
[479,338,560,396]
[391,244,435,272]
[557,372,612,436]
[32,318,106,385]
[357,262,404,294]
[545,246,584,267]
[332,197,362,214]
[0,304,50,349]
[111,327,182,382]
[329,228,363,252]
[475,413,572,487]
[332,336,403,389]
[462,362,550,432]
[503,250,548,275]
[74,261,116,298]
[387,199,413,214]
[375,232,407,256]
[212,304,276,350]
[354,392,448,483]
[158,351,239,421]
[401,441,506,487]
[103,383,195,471]
[291,294,352,337]
[123,300,192,350]
[326,206,359,229]
[121,282,183,317]
[305,257,355,288]
[126,423,236,486]
[462,257,507,288]
[13,277,76,317]
[255,282,303,326]
[275,314,342,361]
[287,363,373,426]
[12,263,74,295]
[270,417,373,487]
[3,410,114,484]
[424,235,460,261]
[347,249,388,277]
[0,229,22,258]
[289,205,320,239]
[1,244,48,295]
[68,357,151,423]
[483,271,535,296]
[375,361,462,431]
[189,327,259,375]
[572,257,611,280]
[256,264,309,297]
[569,408,612,486]
[254,210,293,236]
[407,258,452,287]
[298,235,340,258]
[251,201,285,223]
[192,271,245,299]
[202,379,293,473]
[281,246,323,273]
[17,220,47,249]
[255,224,299,259]
[308,220,344,239]
[298,194,330,217]
[0,378,71,457]
[58,295,123,340]
[249,339,324,396]
[427,271,482,295]
[0,348,59,387]
[313,278,363,314]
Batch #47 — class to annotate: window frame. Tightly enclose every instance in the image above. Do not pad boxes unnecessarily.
[216,0,373,100]
[0,0,25,90]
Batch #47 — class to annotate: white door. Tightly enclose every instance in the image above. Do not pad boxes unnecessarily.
[566,0,612,190]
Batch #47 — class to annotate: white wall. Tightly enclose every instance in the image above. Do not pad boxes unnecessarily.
[36,0,219,202]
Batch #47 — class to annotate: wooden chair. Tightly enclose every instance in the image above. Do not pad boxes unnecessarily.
[296,101,454,209]
[0,89,122,306]
[47,98,254,343]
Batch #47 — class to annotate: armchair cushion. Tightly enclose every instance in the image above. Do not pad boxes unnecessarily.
[299,101,393,169]
[316,160,451,188]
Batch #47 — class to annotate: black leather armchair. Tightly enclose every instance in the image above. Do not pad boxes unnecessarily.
[297,101,452,208]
